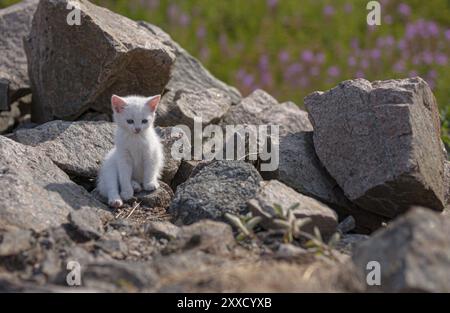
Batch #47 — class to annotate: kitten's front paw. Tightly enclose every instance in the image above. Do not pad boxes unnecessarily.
[143,181,159,192]
[108,198,123,208]
[120,188,134,201]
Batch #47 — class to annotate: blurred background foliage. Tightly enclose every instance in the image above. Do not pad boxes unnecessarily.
[1,0,449,144]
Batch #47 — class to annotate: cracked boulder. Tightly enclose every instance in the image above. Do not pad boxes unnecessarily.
[24,0,175,122]
[0,136,110,232]
[305,77,445,218]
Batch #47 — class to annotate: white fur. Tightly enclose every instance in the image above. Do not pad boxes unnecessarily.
[97,95,164,208]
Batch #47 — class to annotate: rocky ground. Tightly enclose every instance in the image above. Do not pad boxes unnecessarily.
[0,0,449,293]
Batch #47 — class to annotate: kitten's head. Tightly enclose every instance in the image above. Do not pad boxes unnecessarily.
[111,94,160,134]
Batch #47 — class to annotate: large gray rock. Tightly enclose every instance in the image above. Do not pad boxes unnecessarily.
[169,160,262,225]
[0,0,37,111]
[24,0,175,123]
[351,207,450,292]
[13,120,114,179]
[247,180,338,237]
[68,207,104,240]
[305,77,445,218]
[222,89,312,134]
[274,131,386,233]
[12,120,189,186]
[138,22,241,104]
[155,88,232,130]
[0,136,109,232]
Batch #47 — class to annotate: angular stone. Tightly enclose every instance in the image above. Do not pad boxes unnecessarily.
[138,21,241,104]
[351,207,450,292]
[169,160,262,225]
[222,89,312,135]
[247,180,338,237]
[12,121,188,186]
[335,234,369,255]
[24,0,175,122]
[156,88,232,130]
[0,229,33,256]
[163,220,235,256]
[0,136,109,232]
[82,261,158,292]
[135,181,174,209]
[305,77,445,218]
[0,0,37,111]
[155,126,191,185]
[93,180,173,211]
[68,207,104,240]
[273,131,386,233]
[144,221,180,240]
[13,120,114,179]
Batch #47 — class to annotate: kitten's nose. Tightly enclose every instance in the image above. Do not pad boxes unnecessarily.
[134,128,141,134]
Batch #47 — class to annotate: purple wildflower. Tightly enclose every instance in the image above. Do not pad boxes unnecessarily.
[315,52,325,64]
[267,0,278,9]
[323,5,335,17]
[179,13,190,26]
[355,71,365,78]
[278,50,290,63]
[393,60,405,73]
[259,54,270,70]
[344,3,353,13]
[370,49,381,59]
[423,51,434,65]
[348,56,357,67]
[427,70,437,79]
[427,22,439,36]
[409,70,418,78]
[301,50,314,63]
[243,74,254,87]
[435,53,448,65]
[167,3,178,20]
[398,3,411,16]
[327,66,340,77]
[196,25,206,39]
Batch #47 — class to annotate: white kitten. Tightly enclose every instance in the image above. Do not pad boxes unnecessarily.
[97,94,164,208]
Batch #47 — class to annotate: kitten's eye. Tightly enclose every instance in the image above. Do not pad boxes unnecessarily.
[142,119,148,124]
[126,119,134,124]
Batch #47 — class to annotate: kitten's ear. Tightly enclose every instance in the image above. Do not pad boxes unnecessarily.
[111,95,126,113]
[146,95,161,112]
